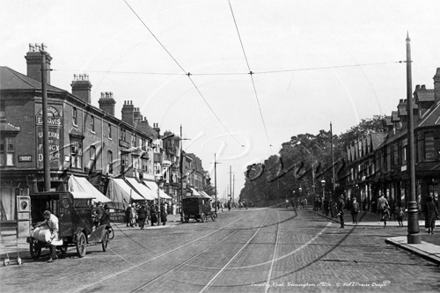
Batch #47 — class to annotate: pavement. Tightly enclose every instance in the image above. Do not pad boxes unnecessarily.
[1,209,439,266]
[307,207,440,265]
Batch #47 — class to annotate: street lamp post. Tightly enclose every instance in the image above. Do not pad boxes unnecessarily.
[321,179,326,212]
[155,174,164,226]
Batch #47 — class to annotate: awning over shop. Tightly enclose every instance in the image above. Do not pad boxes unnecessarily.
[106,178,145,210]
[199,190,212,199]
[143,180,172,199]
[190,188,202,196]
[125,178,156,200]
[68,175,111,203]
[70,192,95,199]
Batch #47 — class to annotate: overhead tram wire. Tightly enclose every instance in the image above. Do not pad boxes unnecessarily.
[53,61,402,76]
[228,0,272,147]
[123,0,242,146]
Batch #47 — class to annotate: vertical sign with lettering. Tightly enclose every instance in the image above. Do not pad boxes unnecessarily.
[36,106,62,169]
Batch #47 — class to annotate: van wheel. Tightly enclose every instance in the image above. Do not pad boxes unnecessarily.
[102,231,109,252]
[76,232,87,258]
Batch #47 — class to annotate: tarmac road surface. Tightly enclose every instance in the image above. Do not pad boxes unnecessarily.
[1,208,439,293]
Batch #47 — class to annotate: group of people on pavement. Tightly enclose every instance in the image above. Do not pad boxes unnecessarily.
[125,201,168,229]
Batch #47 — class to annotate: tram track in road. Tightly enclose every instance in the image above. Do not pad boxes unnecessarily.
[264,210,280,293]
[74,214,248,293]
[77,208,351,293]
[198,208,273,293]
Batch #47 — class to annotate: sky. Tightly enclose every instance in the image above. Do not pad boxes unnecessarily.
[1,0,440,200]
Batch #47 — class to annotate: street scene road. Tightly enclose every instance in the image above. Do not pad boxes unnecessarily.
[1,208,439,293]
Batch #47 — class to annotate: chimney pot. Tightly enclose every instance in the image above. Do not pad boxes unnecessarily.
[415,85,420,90]
[421,85,426,90]
[71,73,92,104]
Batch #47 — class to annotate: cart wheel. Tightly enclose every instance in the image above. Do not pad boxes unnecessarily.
[201,213,206,223]
[211,213,217,222]
[29,241,41,260]
[17,257,22,265]
[102,231,109,252]
[76,232,87,258]
[3,259,9,266]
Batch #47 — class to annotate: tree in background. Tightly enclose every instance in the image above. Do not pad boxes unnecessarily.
[239,115,386,207]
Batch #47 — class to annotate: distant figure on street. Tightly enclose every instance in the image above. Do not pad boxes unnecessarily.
[323,198,329,216]
[160,202,167,225]
[290,198,295,210]
[424,195,439,234]
[285,199,289,209]
[337,196,345,228]
[138,204,147,230]
[397,206,404,227]
[351,198,360,224]
[125,204,132,227]
[377,195,390,227]
[227,200,231,211]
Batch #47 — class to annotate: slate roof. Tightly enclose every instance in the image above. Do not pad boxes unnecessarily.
[0,66,66,93]
[415,89,435,102]
[418,100,440,127]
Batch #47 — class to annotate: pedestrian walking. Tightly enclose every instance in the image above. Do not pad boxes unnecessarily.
[351,198,360,224]
[138,204,147,230]
[397,206,404,227]
[290,198,295,210]
[337,196,345,228]
[323,198,329,216]
[424,195,439,234]
[125,204,132,227]
[160,202,167,226]
[377,194,390,227]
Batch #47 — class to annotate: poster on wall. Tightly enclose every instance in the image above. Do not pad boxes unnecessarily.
[36,105,62,169]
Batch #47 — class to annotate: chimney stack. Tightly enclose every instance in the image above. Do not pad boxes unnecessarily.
[98,92,116,116]
[71,74,92,104]
[25,43,52,84]
[434,68,440,102]
[121,100,135,126]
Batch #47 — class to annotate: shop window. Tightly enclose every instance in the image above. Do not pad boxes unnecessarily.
[0,137,15,166]
[0,187,15,220]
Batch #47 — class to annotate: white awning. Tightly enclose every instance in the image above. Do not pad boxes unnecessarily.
[106,178,145,209]
[70,192,95,199]
[68,175,111,203]
[190,188,202,196]
[199,190,212,199]
[125,178,156,200]
[143,180,172,199]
